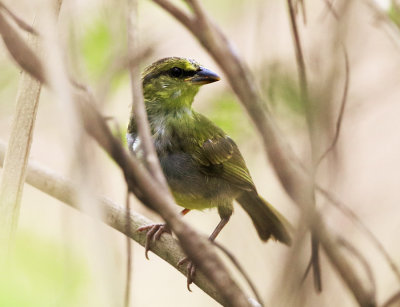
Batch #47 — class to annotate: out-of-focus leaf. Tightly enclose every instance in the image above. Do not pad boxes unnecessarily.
[265,66,305,116]
[388,2,400,28]
[203,91,254,141]
[0,232,89,307]
[81,18,113,80]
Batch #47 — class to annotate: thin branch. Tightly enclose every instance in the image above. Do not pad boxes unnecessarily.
[316,186,400,284]
[0,2,38,35]
[317,47,350,166]
[382,290,400,307]
[287,0,322,293]
[297,0,307,25]
[337,238,376,299]
[213,241,264,307]
[127,0,168,189]
[124,189,132,307]
[0,9,45,83]
[287,0,308,105]
[0,41,42,263]
[319,0,339,20]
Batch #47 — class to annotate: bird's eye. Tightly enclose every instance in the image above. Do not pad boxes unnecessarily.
[170,67,183,78]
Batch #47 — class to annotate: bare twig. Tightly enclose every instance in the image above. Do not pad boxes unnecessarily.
[0,9,45,83]
[316,186,400,283]
[319,0,339,21]
[317,47,350,166]
[382,290,400,307]
[213,241,264,307]
[127,0,168,189]
[287,0,308,105]
[0,31,41,263]
[124,189,132,307]
[337,238,376,299]
[287,0,322,293]
[0,2,38,35]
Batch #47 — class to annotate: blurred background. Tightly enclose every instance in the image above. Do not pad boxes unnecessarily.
[1,0,400,306]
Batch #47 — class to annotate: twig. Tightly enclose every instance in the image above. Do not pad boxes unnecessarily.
[287,0,322,293]
[0,9,45,83]
[124,189,132,307]
[213,241,264,307]
[298,0,307,25]
[0,2,38,35]
[317,47,350,166]
[0,38,42,263]
[287,0,308,105]
[316,186,400,284]
[337,238,376,299]
[0,8,252,306]
[382,290,400,307]
[319,0,339,21]
[126,0,168,189]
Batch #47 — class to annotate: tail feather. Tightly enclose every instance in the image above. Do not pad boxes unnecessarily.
[237,191,291,245]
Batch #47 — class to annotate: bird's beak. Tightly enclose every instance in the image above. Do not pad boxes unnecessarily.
[187,67,220,85]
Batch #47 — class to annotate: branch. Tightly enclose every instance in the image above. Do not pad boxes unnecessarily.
[0,38,42,262]
[127,0,168,188]
[286,0,322,292]
[317,47,350,166]
[0,6,252,306]
[382,290,400,307]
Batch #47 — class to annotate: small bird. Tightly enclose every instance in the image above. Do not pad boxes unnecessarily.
[128,57,291,287]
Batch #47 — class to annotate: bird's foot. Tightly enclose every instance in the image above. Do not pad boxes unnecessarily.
[177,257,196,291]
[137,223,171,259]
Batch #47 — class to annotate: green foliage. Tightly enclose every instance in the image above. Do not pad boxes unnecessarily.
[388,2,400,28]
[203,92,254,140]
[266,68,305,116]
[0,61,19,109]
[81,18,113,81]
[0,232,89,307]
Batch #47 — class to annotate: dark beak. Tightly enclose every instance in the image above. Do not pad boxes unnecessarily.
[188,67,220,85]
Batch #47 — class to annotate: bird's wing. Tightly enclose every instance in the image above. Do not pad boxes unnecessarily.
[191,125,256,192]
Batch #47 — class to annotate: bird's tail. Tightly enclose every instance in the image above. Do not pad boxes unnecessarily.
[237,191,292,245]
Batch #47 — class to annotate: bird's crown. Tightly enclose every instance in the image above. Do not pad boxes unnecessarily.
[142,57,201,85]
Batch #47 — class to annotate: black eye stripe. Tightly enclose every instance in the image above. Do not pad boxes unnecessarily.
[143,68,199,84]
[169,67,198,78]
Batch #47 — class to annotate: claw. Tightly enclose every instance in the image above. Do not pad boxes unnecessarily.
[177,256,196,291]
[137,224,171,259]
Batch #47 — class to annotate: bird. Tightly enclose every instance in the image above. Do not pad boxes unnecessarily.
[127,57,291,288]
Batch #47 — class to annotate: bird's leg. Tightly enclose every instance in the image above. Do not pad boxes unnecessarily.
[178,216,230,291]
[137,209,191,259]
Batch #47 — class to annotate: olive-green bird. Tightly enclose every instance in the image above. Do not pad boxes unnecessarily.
[128,57,291,283]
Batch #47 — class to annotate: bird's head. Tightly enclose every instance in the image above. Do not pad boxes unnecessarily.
[142,57,220,111]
